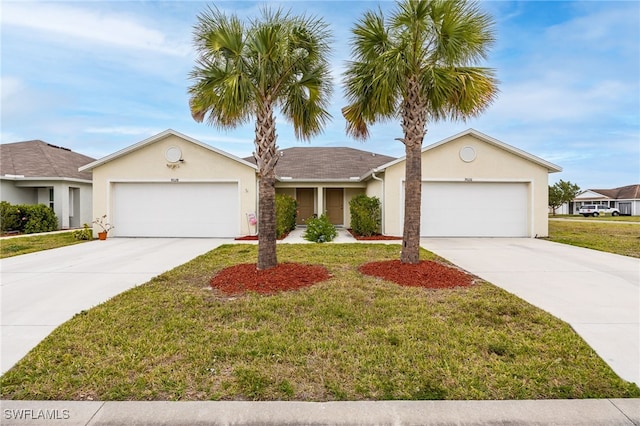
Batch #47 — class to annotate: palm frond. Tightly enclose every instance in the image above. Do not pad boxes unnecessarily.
[424,66,499,121]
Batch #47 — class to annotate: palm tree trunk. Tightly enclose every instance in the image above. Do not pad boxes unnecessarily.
[257,171,277,270]
[400,77,427,264]
[401,140,422,263]
[254,99,279,270]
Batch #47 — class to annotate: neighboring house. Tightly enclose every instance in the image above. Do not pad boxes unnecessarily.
[80,128,561,238]
[565,185,640,216]
[0,140,95,229]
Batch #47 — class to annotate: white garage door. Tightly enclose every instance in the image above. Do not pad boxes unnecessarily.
[421,182,529,237]
[113,182,239,237]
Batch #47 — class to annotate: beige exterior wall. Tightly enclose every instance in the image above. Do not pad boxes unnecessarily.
[379,133,552,237]
[276,188,296,198]
[91,134,257,236]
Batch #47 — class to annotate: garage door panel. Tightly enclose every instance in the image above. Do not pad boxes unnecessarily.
[421,182,528,237]
[113,182,238,237]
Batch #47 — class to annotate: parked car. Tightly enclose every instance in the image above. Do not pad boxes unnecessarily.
[578,204,620,217]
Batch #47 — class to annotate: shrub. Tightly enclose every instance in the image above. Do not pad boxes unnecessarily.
[349,194,381,236]
[22,204,58,233]
[0,201,21,232]
[0,202,58,234]
[303,213,337,243]
[73,224,93,240]
[275,194,297,239]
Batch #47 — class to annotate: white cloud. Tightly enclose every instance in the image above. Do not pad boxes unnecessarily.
[1,2,188,56]
[84,126,163,137]
[195,134,254,145]
[489,78,630,124]
[0,76,24,101]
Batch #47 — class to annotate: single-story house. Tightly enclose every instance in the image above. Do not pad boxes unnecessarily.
[561,185,640,216]
[0,140,95,229]
[79,128,561,238]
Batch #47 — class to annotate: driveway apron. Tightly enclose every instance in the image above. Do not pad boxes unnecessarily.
[421,237,640,385]
[1,238,231,375]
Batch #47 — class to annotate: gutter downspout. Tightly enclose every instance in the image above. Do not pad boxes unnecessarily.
[371,171,385,235]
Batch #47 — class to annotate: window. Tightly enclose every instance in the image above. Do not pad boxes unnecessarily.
[49,188,54,210]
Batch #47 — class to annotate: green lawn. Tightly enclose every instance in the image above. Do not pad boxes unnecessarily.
[550,214,640,222]
[2,244,637,401]
[0,231,90,259]
[547,220,640,258]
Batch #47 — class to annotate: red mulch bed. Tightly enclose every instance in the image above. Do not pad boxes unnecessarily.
[211,259,472,296]
[359,260,473,289]
[347,229,402,240]
[210,263,331,295]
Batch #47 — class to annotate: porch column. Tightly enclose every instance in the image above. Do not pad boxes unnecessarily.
[56,184,70,229]
[317,186,324,218]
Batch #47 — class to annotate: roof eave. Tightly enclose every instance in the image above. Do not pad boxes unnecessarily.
[79,129,258,172]
[373,129,563,173]
[1,176,92,184]
[276,177,364,183]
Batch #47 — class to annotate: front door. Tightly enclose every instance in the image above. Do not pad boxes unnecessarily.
[326,188,344,225]
[296,188,315,225]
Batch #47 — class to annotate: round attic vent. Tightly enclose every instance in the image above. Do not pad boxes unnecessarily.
[459,146,476,163]
[165,146,182,163]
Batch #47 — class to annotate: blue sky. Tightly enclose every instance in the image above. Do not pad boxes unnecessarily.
[1,1,638,190]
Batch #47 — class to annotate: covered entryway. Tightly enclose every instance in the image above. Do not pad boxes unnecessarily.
[421,182,529,237]
[112,182,239,237]
[325,188,344,225]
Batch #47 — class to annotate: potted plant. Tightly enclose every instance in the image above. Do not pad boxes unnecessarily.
[93,215,114,240]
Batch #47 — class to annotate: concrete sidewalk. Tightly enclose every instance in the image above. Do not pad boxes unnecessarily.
[1,399,639,425]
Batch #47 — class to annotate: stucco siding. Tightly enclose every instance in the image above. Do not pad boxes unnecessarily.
[0,180,37,204]
[1,179,92,229]
[91,134,257,237]
[382,134,552,237]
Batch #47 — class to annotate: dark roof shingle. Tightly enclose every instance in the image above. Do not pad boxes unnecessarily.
[590,184,640,200]
[0,140,95,181]
[245,147,396,180]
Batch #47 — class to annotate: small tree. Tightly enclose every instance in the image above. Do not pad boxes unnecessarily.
[549,180,581,215]
[189,6,333,270]
[343,0,498,264]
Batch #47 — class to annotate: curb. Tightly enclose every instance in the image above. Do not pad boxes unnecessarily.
[1,399,639,425]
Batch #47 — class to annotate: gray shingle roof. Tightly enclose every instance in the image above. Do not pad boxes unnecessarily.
[589,184,640,200]
[0,140,95,181]
[245,147,396,180]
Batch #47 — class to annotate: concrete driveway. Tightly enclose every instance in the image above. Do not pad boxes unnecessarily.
[1,238,231,375]
[421,237,640,385]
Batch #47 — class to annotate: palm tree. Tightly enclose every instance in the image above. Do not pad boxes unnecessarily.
[189,7,332,270]
[343,0,498,263]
